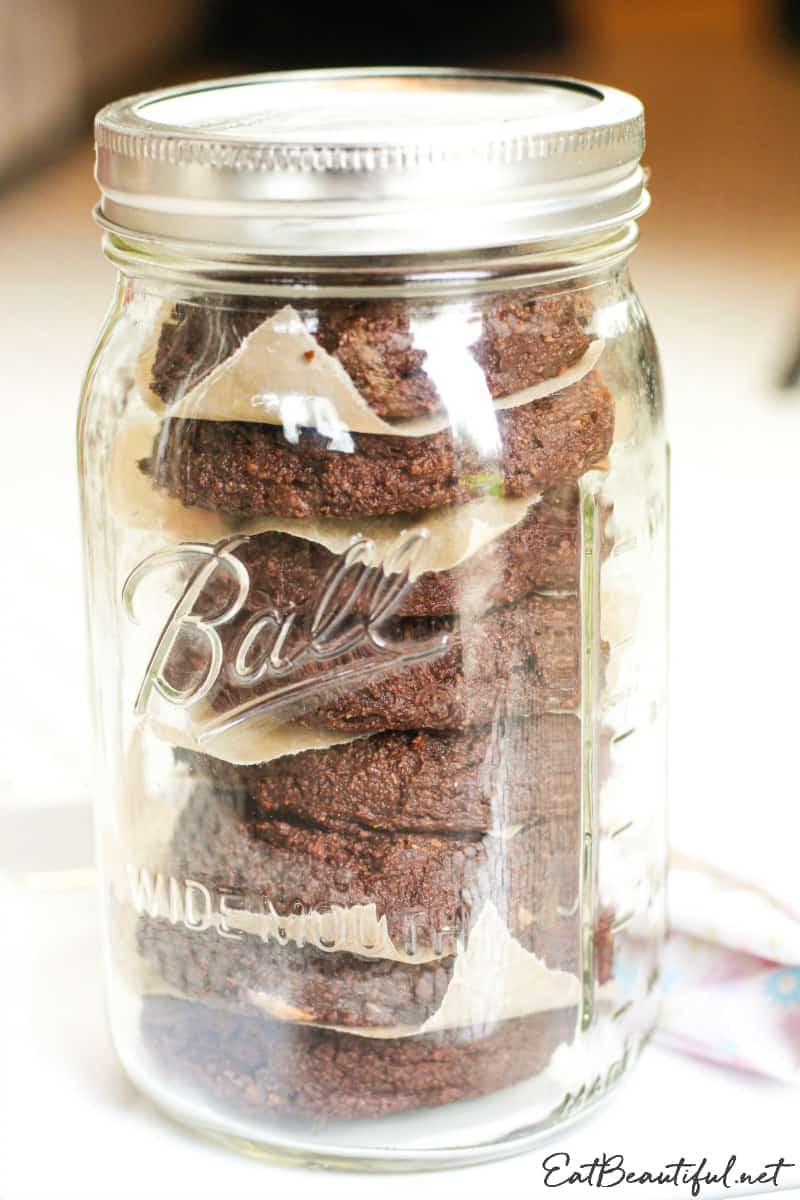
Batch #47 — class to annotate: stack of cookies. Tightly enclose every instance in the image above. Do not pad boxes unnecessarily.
[128,288,615,1120]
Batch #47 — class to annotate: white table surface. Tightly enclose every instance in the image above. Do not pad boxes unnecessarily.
[2,34,800,1200]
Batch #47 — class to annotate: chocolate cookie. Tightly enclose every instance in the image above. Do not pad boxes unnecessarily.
[133,714,598,1031]
[161,785,581,953]
[313,302,440,420]
[149,304,264,408]
[144,371,613,519]
[149,291,592,421]
[137,907,614,1031]
[221,481,580,621]
[314,291,592,418]
[471,290,593,399]
[177,715,581,834]
[205,590,581,732]
[141,995,578,1119]
[139,923,459,1029]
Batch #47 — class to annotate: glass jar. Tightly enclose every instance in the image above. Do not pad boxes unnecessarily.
[79,69,668,1169]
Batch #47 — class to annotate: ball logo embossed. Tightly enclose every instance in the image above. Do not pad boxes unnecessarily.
[122,529,451,735]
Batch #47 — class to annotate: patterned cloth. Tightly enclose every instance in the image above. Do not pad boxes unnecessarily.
[659,854,800,1083]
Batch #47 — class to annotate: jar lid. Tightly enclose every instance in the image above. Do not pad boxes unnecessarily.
[94,67,647,257]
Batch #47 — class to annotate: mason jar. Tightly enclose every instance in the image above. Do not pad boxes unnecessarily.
[79,68,668,1169]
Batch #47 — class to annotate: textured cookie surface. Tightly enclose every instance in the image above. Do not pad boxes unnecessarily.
[144,371,612,519]
[216,481,581,620]
[148,291,592,420]
[163,785,581,953]
[205,590,581,732]
[141,995,579,1119]
[135,714,592,1030]
[137,907,614,1031]
[176,714,581,834]
[138,923,459,1028]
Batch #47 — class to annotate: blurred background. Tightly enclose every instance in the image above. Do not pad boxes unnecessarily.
[2,2,800,1190]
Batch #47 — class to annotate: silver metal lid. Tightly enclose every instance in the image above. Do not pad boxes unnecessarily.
[95,67,648,257]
